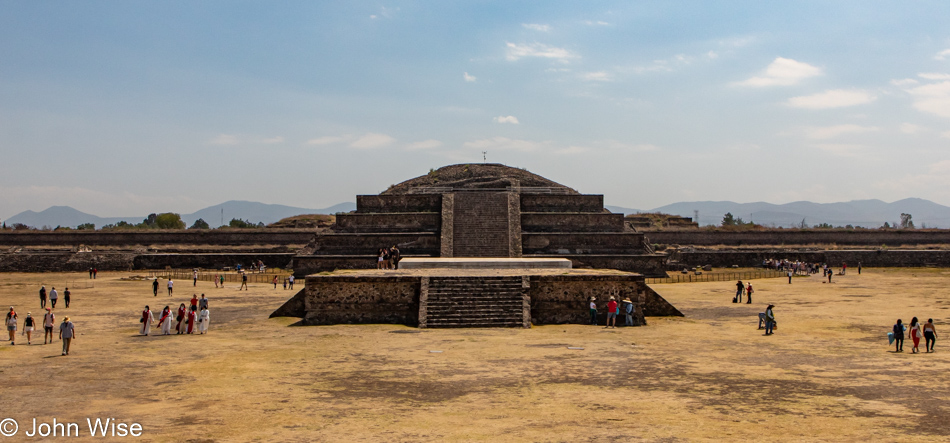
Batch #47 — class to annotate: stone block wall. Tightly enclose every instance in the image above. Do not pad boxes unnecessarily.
[302,276,420,326]
[355,194,442,213]
[0,230,315,247]
[334,213,441,233]
[520,194,604,213]
[643,230,950,247]
[521,213,625,232]
[528,275,647,325]
[522,232,648,254]
[303,232,440,255]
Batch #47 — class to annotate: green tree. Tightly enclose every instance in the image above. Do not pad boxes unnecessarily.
[189,218,210,230]
[154,213,185,229]
[721,212,736,226]
[76,223,95,230]
[900,213,915,229]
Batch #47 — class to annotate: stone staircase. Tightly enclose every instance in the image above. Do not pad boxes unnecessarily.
[423,276,527,328]
[452,192,510,257]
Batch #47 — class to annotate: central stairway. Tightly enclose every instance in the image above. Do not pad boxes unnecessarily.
[423,276,527,328]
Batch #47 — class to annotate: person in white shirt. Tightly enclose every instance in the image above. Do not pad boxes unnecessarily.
[140,306,155,336]
[198,308,210,334]
[49,287,59,309]
[43,308,55,344]
[167,279,174,296]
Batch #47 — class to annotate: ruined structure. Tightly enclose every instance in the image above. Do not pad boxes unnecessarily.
[292,164,667,277]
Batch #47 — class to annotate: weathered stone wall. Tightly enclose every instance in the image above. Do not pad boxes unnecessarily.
[133,253,295,270]
[334,213,440,233]
[303,232,440,255]
[521,213,625,232]
[520,194,604,213]
[302,276,420,326]
[508,193,522,257]
[522,232,647,254]
[528,275,647,325]
[439,193,454,257]
[0,252,136,272]
[556,254,668,277]
[644,230,950,247]
[356,194,441,213]
[675,249,950,268]
[0,230,314,247]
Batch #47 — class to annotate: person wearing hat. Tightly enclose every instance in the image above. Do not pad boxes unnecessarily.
[605,296,618,329]
[622,299,635,326]
[43,308,55,344]
[6,307,17,345]
[59,316,75,355]
[588,297,597,325]
[764,304,776,335]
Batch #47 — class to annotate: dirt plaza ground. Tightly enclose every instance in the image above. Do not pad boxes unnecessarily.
[1,268,949,441]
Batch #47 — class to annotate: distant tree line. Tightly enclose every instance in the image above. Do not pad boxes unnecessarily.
[715,212,920,230]
[1,213,267,231]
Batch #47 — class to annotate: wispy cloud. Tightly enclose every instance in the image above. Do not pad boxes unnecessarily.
[580,71,611,82]
[463,137,546,152]
[786,89,876,109]
[207,134,285,146]
[505,42,576,62]
[903,80,950,118]
[262,136,284,144]
[891,78,919,87]
[803,124,879,139]
[349,133,396,149]
[555,146,590,155]
[582,20,609,26]
[306,135,351,146]
[900,123,925,134]
[737,57,822,87]
[208,134,240,146]
[919,72,950,80]
[522,23,550,32]
[493,116,519,124]
[934,49,950,61]
[811,143,865,157]
[406,139,442,150]
[463,72,477,82]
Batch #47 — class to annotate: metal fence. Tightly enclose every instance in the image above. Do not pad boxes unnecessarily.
[146,269,292,284]
[646,270,786,284]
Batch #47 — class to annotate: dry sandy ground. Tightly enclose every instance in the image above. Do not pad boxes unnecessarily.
[1,268,948,442]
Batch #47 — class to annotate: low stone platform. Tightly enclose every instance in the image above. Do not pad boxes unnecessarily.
[399,257,572,270]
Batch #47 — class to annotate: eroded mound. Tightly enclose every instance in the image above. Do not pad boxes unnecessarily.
[382,164,578,194]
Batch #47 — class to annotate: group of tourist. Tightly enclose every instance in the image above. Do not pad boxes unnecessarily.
[140,293,210,336]
[376,245,401,270]
[272,275,295,290]
[892,318,937,353]
[39,285,71,309]
[587,296,636,327]
[762,259,861,277]
[7,306,75,354]
[733,280,754,303]
[87,268,98,279]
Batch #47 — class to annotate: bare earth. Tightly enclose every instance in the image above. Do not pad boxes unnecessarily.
[1,268,948,442]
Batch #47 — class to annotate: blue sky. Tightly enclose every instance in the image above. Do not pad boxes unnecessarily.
[2,1,950,219]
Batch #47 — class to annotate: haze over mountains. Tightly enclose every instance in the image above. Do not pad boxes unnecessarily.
[7,198,950,229]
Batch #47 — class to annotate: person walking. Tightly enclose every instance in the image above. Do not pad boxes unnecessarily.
[199,294,208,311]
[219,274,224,288]
[858,262,862,275]
[746,283,754,304]
[49,287,58,309]
[605,296,618,328]
[152,278,159,296]
[893,319,905,352]
[764,304,776,335]
[6,307,17,345]
[198,306,210,334]
[43,308,55,344]
[93,268,97,279]
[140,305,155,336]
[193,270,198,287]
[167,279,174,296]
[622,299,634,326]
[175,303,187,334]
[289,275,295,290]
[910,317,923,353]
[190,294,199,311]
[924,319,937,352]
[214,274,219,289]
[588,297,597,325]
[22,312,35,345]
[273,276,278,289]
[186,306,197,334]
[63,287,71,308]
[159,306,173,335]
[39,285,47,309]
[240,273,248,291]
[59,316,75,355]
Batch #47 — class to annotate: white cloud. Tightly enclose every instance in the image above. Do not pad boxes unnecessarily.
[906,81,950,118]
[934,49,950,61]
[493,115,520,124]
[556,146,590,155]
[580,71,611,82]
[786,89,876,109]
[582,20,609,26]
[942,131,950,139]
[919,73,950,80]
[891,78,919,87]
[306,135,351,146]
[811,143,865,157]
[505,42,576,62]
[462,137,547,152]
[463,72,477,82]
[900,123,925,134]
[262,136,284,144]
[406,139,442,150]
[737,57,822,87]
[522,23,550,32]
[349,133,396,149]
[208,134,240,145]
[706,51,719,59]
[803,124,879,140]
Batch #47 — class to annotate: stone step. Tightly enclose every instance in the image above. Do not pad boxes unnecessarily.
[426,322,524,328]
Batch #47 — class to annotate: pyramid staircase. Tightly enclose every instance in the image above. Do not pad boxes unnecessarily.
[421,276,528,328]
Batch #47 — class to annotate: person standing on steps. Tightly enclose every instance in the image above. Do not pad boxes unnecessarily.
[63,287,71,308]
[59,316,75,355]
[746,283,754,304]
[49,287,58,309]
[39,285,47,309]
[152,278,159,296]
[167,279,174,296]
[588,297,597,325]
[764,304,776,335]
[924,319,937,352]
[893,319,905,352]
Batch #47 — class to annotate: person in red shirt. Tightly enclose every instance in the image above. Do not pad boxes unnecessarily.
[605,296,618,328]
[190,294,199,311]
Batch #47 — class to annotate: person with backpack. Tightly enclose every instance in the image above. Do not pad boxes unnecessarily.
[6,307,18,345]
[59,316,75,355]
[22,312,36,345]
[43,308,55,344]
[622,299,634,326]
[893,319,905,352]
[63,287,71,308]
[140,305,154,336]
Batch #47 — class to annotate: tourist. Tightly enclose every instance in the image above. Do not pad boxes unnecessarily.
[605,296,618,328]
[589,297,597,325]
[377,248,385,269]
[924,319,937,352]
[63,287,70,308]
[199,294,208,311]
[893,319,905,352]
[43,308,55,344]
[273,276,278,289]
[152,278,159,296]
[828,271,832,284]
[746,283,753,304]
[39,285,47,309]
[59,316,75,355]
[140,305,154,336]
[22,312,35,345]
[289,275,294,290]
[842,262,847,275]
[159,306,173,335]
[193,270,198,287]
[176,303,187,334]
[622,299,634,326]
[735,280,744,303]
[909,317,922,353]
[93,268,97,279]
[214,274,219,288]
[198,306,210,334]
[787,270,793,284]
[283,278,288,290]
[858,262,862,275]
[240,272,248,290]
[6,307,17,345]
[219,274,224,288]
[190,294,199,311]
[89,268,94,279]
[390,245,401,270]
[764,304,776,335]
[187,306,197,334]
[758,311,766,329]
[167,279,174,296]
[49,287,58,309]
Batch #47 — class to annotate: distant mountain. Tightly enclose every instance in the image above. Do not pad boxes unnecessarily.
[5,201,357,229]
[605,205,643,214]
[651,198,950,228]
